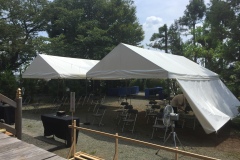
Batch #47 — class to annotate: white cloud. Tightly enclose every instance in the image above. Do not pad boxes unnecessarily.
[143,16,163,29]
[134,0,211,47]
[142,16,163,46]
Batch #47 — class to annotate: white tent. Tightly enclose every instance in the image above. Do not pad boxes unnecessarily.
[87,43,240,134]
[22,54,99,80]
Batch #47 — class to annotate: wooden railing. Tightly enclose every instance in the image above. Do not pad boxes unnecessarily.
[0,88,22,139]
[68,120,220,160]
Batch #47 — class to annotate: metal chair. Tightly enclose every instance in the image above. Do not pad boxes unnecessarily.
[117,104,133,125]
[181,113,197,130]
[22,96,31,110]
[151,112,168,140]
[114,101,129,119]
[122,109,138,133]
[75,95,83,109]
[92,105,107,126]
[146,104,161,124]
[145,100,158,117]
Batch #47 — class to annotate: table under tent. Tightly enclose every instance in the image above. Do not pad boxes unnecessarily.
[86,43,240,134]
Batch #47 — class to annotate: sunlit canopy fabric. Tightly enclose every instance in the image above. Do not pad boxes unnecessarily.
[87,43,240,134]
[22,54,99,80]
[87,43,218,80]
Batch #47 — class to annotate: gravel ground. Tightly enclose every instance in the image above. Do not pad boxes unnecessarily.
[20,95,240,160]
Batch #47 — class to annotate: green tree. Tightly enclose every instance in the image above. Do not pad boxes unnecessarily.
[0,0,49,72]
[205,0,240,96]
[39,0,144,59]
[168,20,183,55]
[148,21,183,55]
[148,24,168,53]
[179,0,206,62]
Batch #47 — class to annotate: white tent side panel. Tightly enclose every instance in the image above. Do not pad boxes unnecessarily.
[22,54,99,79]
[177,79,240,134]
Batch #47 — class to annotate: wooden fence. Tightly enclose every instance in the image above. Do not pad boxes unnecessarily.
[68,120,220,160]
[0,88,22,139]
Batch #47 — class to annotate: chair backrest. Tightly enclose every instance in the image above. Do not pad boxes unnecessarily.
[149,100,157,105]
[124,105,133,110]
[154,112,164,125]
[96,105,106,114]
[127,109,138,114]
[126,109,138,121]
[121,101,128,106]
[151,104,160,110]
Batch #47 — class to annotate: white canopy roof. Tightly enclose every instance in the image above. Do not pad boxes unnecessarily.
[87,43,240,134]
[22,54,99,80]
[87,43,218,80]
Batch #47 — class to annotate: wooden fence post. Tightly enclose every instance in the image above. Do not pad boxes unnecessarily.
[175,147,178,160]
[15,88,22,140]
[113,133,118,160]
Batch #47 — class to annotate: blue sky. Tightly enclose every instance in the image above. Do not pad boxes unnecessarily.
[134,0,210,47]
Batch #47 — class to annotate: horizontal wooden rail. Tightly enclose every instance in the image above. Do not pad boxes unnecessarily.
[69,125,219,160]
[0,123,16,135]
[0,93,16,108]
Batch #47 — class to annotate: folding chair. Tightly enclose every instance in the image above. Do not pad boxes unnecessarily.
[146,104,161,124]
[151,112,168,140]
[117,104,133,125]
[92,105,107,126]
[90,95,106,112]
[81,95,87,106]
[22,96,31,110]
[181,113,197,130]
[75,95,83,109]
[114,101,129,119]
[32,98,41,113]
[122,109,138,133]
[145,100,158,117]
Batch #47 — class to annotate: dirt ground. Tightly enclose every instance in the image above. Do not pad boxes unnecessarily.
[20,94,240,160]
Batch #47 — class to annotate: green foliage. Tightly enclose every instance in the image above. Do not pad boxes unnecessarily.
[37,0,144,59]
[0,71,18,99]
[179,0,206,62]
[179,0,206,28]
[148,24,168,53]
[168,20,183,55]
[0,0,49,72]
[148,21,183,55]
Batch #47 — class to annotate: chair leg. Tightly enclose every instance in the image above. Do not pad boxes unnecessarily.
[92,117,95,125]
[163,127,168,141]
[99,112,105,126]
[151,128,155,139]
[92,103,99,112]
[131,121,136,133]
[122,122,125,132]
[182,119,185,128]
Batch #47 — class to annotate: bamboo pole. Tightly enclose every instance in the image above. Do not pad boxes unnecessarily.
[113,133,118,160]
[175,147,178,160]
[67,120,76,159]
[73,120,76,155]
[69,125,219,160]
